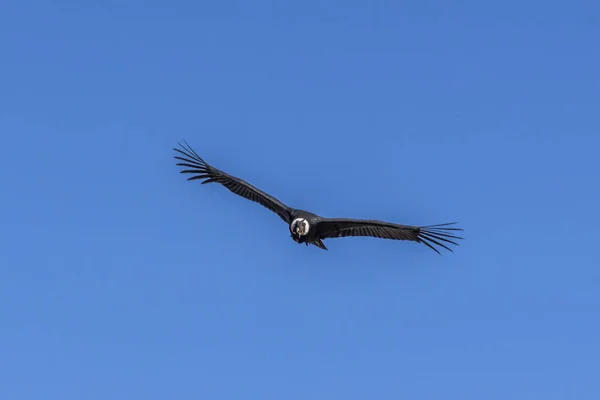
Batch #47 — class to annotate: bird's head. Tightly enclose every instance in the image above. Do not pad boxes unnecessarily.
[291,218,309,237]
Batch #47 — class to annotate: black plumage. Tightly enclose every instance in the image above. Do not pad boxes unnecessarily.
[174,141,463,254]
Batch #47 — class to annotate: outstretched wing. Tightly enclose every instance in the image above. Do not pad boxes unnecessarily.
[315,219,463,254]
[174,141,293,224]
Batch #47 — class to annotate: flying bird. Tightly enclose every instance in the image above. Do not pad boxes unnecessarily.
[174,141,463,254]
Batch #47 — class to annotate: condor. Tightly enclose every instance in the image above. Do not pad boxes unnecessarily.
[174,141,463,254]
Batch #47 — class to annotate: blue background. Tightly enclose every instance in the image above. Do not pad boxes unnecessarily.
[1,1,599,398]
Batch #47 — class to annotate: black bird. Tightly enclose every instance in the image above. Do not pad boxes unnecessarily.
[174,141,463,254]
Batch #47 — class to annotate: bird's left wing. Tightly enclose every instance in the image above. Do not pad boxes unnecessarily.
[174,141,293,224]
[315,218,463,254]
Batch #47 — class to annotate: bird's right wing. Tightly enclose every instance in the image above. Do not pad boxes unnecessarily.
[174,141,293,224]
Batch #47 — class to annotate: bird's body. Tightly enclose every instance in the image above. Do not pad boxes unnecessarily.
[174,141,463,254]
[288,210,328,249]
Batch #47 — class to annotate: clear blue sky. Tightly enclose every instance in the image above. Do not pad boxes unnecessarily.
[1,1,599,399]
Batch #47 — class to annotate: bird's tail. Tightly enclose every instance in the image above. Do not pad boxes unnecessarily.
[311,239,328,251]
